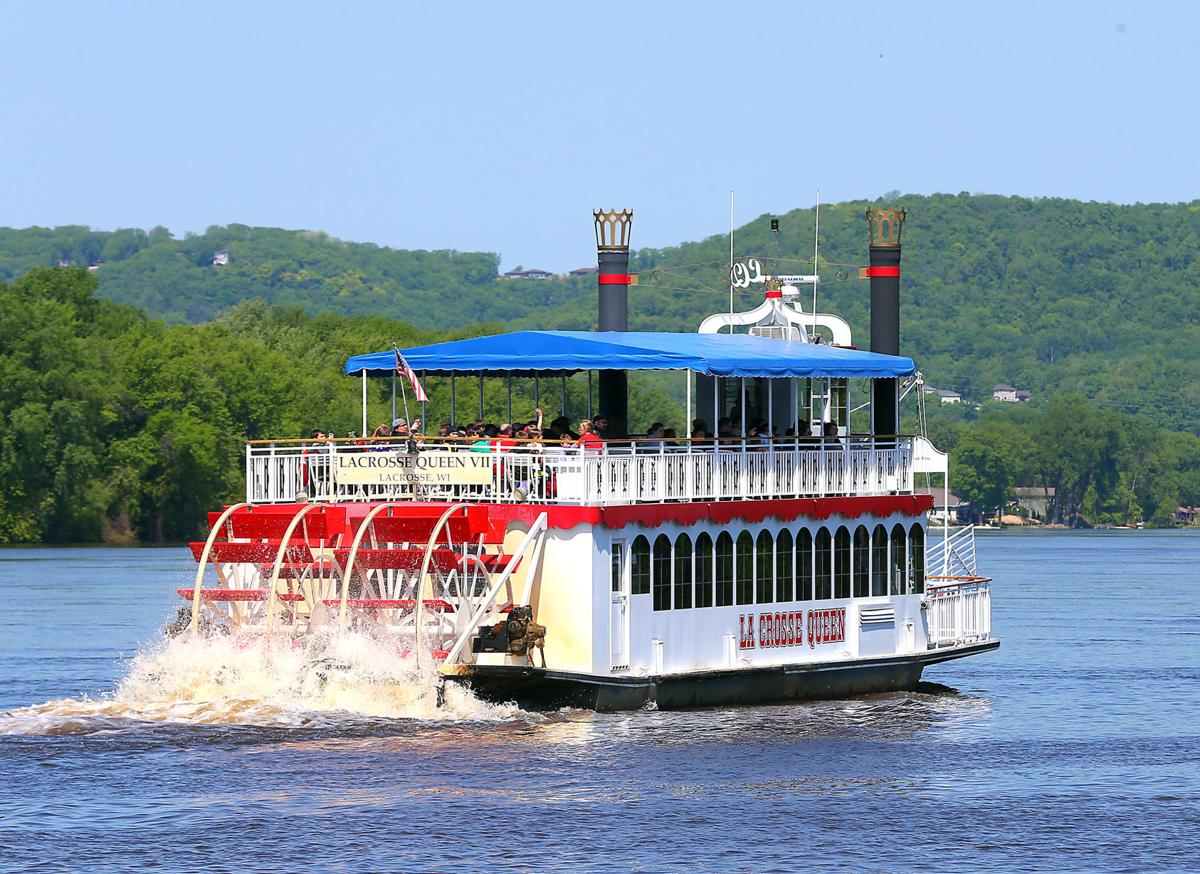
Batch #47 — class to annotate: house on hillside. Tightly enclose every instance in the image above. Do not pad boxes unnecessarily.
[1178,506,1196,526]
[87,260,103,272]
[212,250,230,267]
[914,487,971,525]
[569,266,598,276]
[992,384,1030,402]
[1014,486,1056,520]
[923,385,963,404]
[501,267,555,280]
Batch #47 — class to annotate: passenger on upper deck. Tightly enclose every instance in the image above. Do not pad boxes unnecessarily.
[369,423,392,449]
[548,416,578,441]
[642,423,665,452]
[495,423,517,450]
[592,415,611,439]
[302,428,333,494]
[576,419,604,451]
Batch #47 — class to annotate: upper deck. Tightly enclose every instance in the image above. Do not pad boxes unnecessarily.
[246,435,917,506]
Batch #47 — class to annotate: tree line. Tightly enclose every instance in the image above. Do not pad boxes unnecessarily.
[0,268,683,543]
[925,396,1199,527]
[1,263,1196,543]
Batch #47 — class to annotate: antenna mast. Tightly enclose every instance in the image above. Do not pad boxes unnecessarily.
[811,190,820,339]
[728,190,735,330]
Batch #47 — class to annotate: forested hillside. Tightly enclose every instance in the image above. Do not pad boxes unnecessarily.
[4,194,1196,430]
[0,224,573,327]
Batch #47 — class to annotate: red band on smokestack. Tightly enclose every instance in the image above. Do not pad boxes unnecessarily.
[598,273,632,285]
[765,290,783,299]
[865,266,900,277]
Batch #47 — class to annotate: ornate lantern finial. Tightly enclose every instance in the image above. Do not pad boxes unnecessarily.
[594,209,633,251]
[865,207,906,247]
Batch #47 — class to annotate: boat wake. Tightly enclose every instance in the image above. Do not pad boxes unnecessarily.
[0,629,525,737]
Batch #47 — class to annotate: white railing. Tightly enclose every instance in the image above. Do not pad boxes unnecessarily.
[926,524,978,578]
[925,576,992,648]
[245,438,914,506]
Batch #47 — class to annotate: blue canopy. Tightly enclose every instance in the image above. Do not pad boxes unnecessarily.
[344,331,916,379]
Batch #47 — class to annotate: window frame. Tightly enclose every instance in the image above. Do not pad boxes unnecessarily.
[673,533,693,610]
[652,533,672,611]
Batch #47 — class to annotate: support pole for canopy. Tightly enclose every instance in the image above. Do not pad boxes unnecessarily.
[587,372,593,420]
[713,377,719,435]
[450,375,456,426]
[561,376,567,418]
[478,374,484,421]
[767,379,773,438]
[534,377,540,410]
[685,370,692,438]
[421,370,427,431]
[391,373,397,424]
[792,378,799,435]
[739,378,746,436]
[361,370,368,438]
[506,375,512,425]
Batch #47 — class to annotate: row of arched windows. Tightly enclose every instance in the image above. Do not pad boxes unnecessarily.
[625,524,925,612]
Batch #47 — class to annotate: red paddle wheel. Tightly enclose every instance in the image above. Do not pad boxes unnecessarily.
[182,502,527,661]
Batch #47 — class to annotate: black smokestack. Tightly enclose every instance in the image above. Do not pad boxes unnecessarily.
[865,207,906,438]
[594,209,633,436]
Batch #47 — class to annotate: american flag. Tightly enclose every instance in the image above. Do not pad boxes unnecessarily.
[394,348,428,402]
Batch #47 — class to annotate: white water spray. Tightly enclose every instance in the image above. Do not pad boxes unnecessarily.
[0,628,524,736]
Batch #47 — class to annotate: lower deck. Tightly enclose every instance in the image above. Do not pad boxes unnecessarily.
[185,495,994,707]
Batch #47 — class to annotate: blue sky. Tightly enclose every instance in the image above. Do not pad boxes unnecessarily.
[1,1,1196,271]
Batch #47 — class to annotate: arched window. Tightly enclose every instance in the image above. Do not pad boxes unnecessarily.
[631,535,650,595]
[674,533,693,610]
[890,524,907,595]
[853,527,870,598]
[736,531,754,605]
[796,529,813,601]
[834,527,851,599]
[910,524,925,594]
[815,528,832,600]
[653,534,671,611]
[776,529,794,602]
[756,530,774,603]
[871,525,888,597]
[695,533,714,608]
[716,532,735,606]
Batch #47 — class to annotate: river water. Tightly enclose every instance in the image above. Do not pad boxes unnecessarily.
[0,532,1197,872]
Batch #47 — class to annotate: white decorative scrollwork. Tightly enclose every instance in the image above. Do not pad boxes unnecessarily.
[730,257,765,289]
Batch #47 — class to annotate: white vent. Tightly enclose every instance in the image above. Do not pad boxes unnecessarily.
[859,605,896,626]
[749,325,800,341]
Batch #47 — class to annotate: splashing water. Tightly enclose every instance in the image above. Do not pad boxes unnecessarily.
[0,628,524,736]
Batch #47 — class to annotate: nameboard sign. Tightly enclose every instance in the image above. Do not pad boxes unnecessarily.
[336,451,493,486]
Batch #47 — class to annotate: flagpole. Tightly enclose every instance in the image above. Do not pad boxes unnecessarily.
[393,343,412,436]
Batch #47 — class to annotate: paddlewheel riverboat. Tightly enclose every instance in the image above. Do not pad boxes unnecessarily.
[182,207,997,710]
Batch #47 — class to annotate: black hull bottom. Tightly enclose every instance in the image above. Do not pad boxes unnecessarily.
[450,640,1000,712]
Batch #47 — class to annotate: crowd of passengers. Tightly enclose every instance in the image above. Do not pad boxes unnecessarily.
[307,408,848,454]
